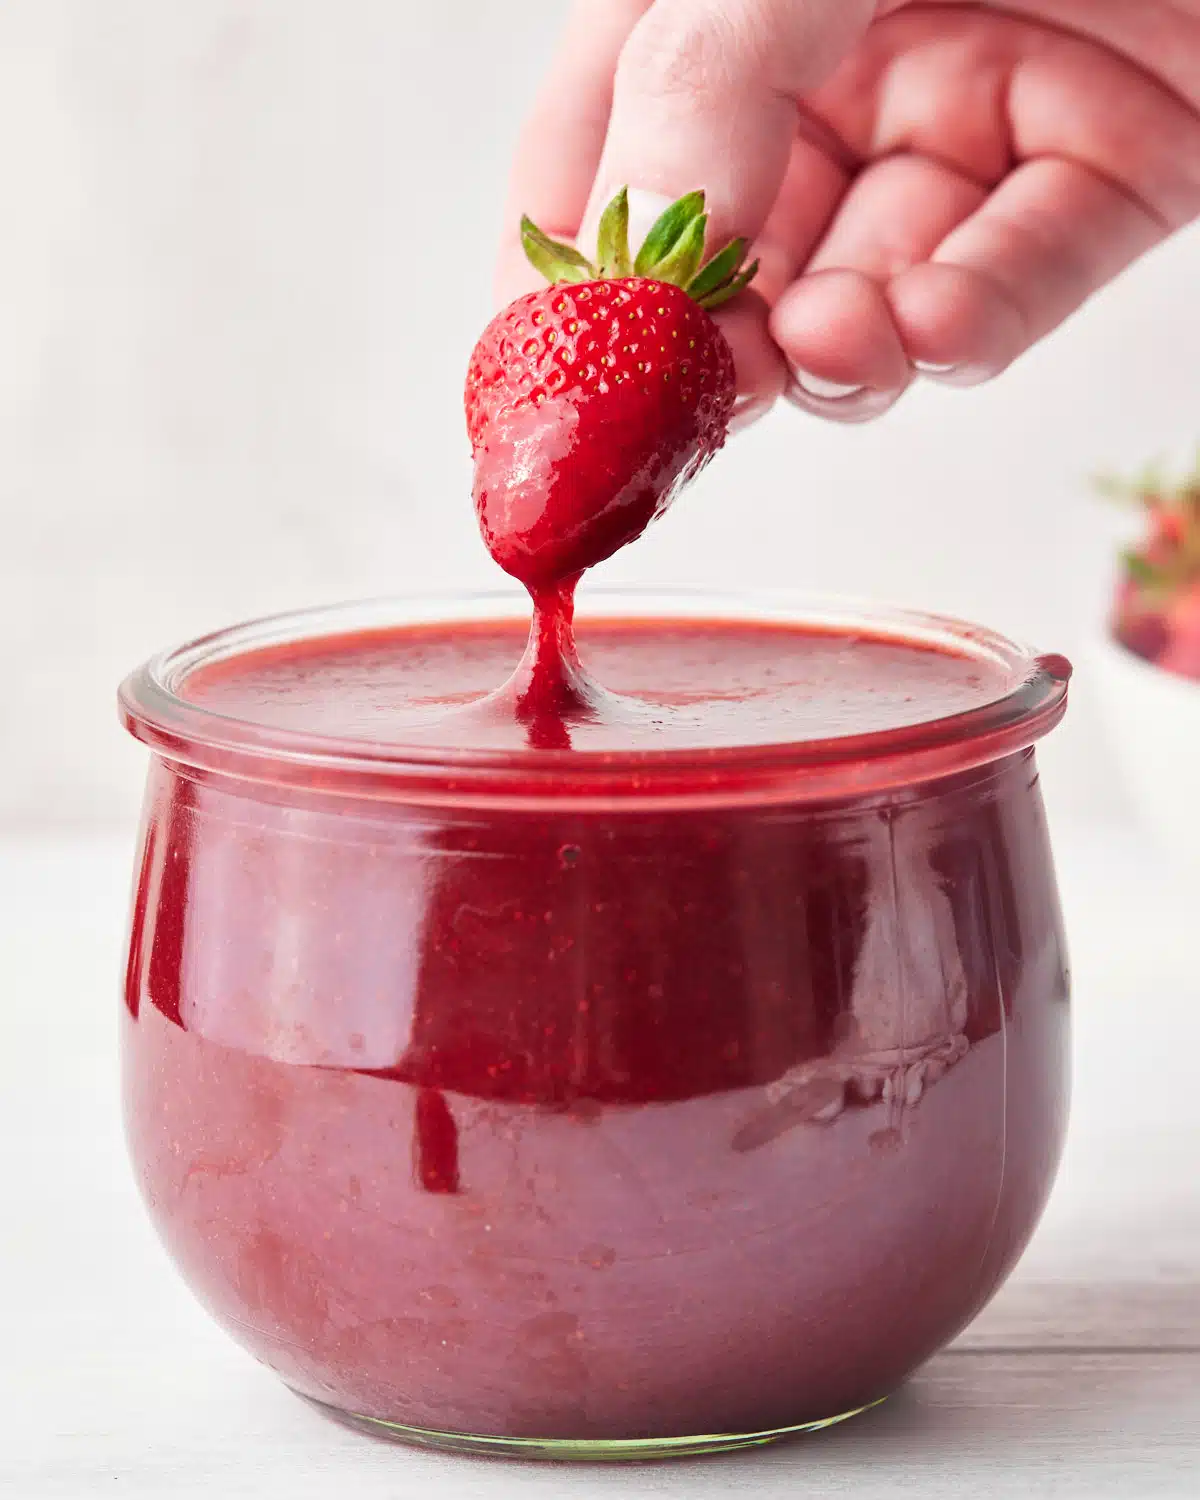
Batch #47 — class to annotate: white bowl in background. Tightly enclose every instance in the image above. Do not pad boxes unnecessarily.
[1090,632,1200,877]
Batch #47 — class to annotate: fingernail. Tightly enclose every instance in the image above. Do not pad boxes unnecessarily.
[580,186,675,267]
[916,362,992,388]
[624,187,677,253]
[790,370,865,401]
[729,396,772,433]
[785,376,900,424]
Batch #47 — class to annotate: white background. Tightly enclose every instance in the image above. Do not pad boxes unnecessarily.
[3,9,1200,1494]
[2,0,1198,832]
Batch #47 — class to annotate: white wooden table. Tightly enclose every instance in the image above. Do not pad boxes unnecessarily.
[2,826,1197,1498]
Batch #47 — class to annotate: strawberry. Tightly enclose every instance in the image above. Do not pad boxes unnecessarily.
[1157,582,1200,679]
[465,188,756,588]
[1099,451,1200,678]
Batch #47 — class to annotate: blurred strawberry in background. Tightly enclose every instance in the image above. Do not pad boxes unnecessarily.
[1101,457,1200,679]
[1092,452,1200,876]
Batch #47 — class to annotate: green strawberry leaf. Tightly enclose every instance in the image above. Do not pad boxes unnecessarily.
[520,186,759,310]
[520,217,595,285]
[634,191,706,276]
[1123,550,1169,589]
[687,237,748,302]
[1094,463,1165,509]
[649,213,708,289]
[697,260,760,310]
[595,188,632,277]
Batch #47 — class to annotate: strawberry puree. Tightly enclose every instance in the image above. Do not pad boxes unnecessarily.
[123,612,1070,1441]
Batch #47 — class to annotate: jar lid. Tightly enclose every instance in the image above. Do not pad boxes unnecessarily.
[119,587,1071,809]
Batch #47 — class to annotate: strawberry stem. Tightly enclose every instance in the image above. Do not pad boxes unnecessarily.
[521,187,758,310]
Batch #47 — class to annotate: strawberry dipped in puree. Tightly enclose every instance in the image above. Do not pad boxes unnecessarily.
[465,189,745,739]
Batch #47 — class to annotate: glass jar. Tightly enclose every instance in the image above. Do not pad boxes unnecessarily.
[118,589,1072,1460]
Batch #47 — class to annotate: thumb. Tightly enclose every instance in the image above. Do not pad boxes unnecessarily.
[579,0,874,418]
[581,0,874,252]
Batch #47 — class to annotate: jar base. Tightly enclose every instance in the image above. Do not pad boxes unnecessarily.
[296,1391,883,1461]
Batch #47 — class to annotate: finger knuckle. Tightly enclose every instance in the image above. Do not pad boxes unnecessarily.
[618,0,764,99]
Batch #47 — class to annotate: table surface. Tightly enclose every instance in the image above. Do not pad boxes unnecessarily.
[2,826,1197,1499]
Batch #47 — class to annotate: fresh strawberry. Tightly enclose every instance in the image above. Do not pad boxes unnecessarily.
[1157,582,1200,678]
[1112,594,1170,665]
[465,188,756,588]
[1099,452,1200,678]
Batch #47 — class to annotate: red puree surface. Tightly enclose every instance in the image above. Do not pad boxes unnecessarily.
[182,602,1012,752]
[124,613,1068,1439]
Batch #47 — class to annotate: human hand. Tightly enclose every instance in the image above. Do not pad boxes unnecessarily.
[497,0,1200,425]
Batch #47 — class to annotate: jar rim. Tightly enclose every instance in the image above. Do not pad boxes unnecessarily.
[118,586,1071,809]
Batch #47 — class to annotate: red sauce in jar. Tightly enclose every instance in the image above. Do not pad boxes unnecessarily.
[122,608,1070,1442]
